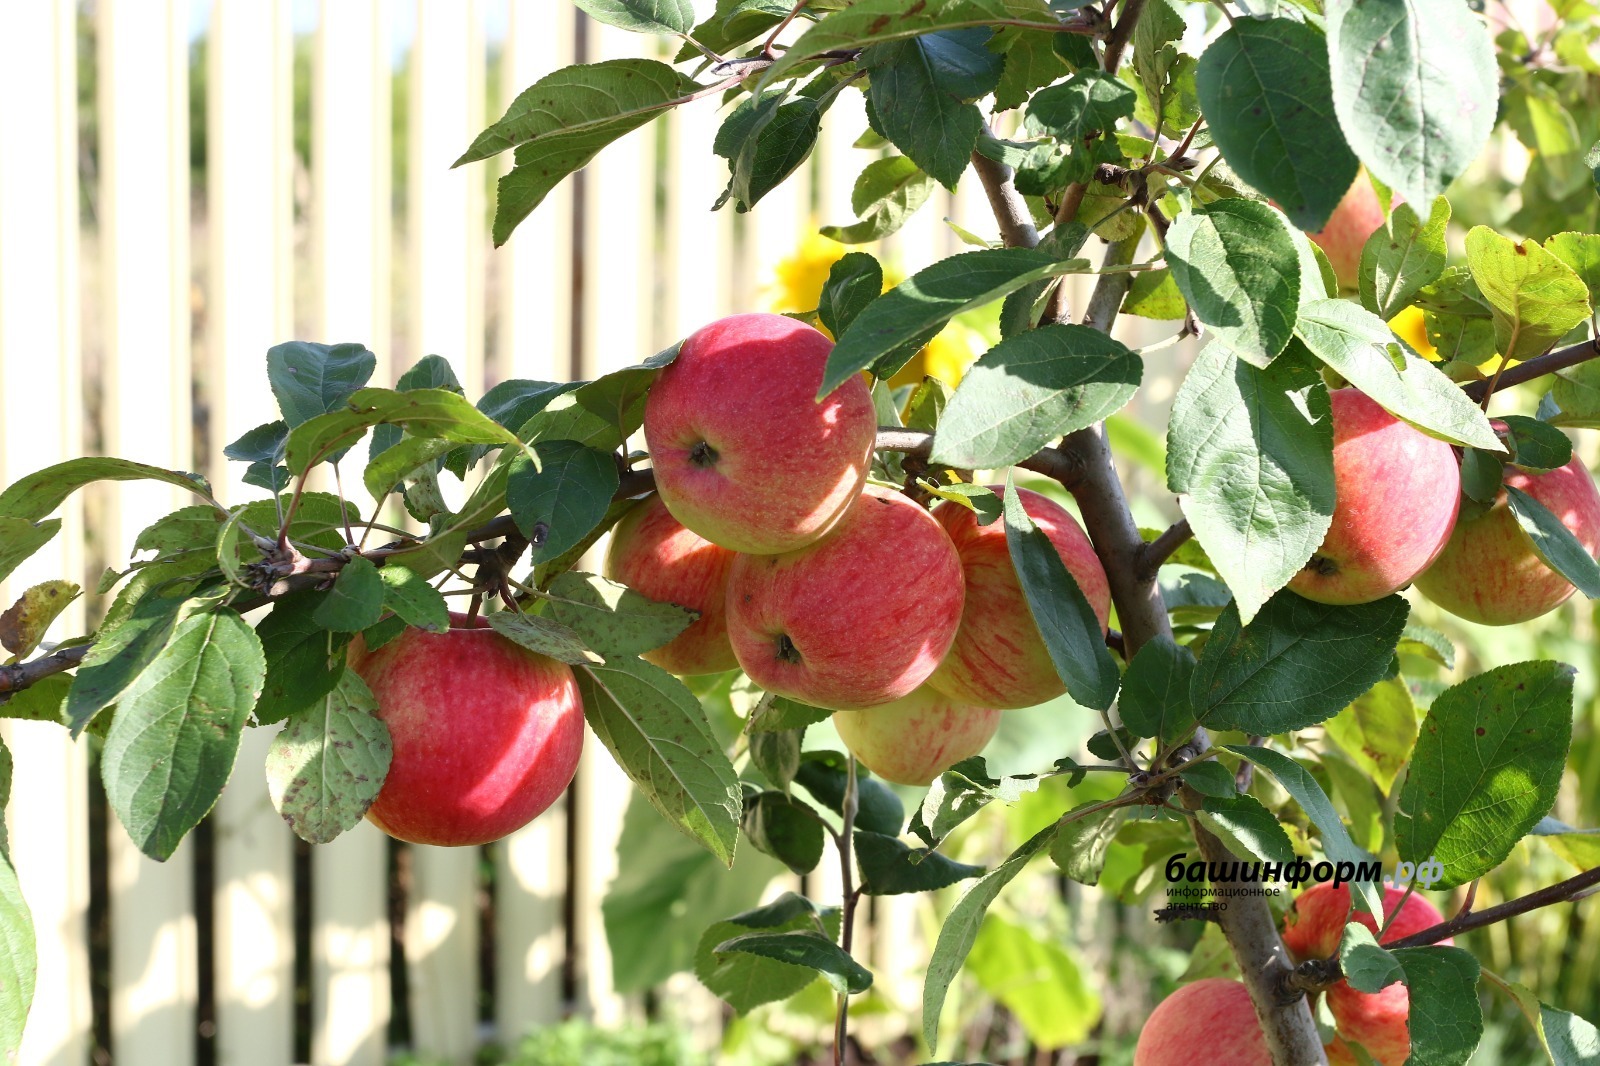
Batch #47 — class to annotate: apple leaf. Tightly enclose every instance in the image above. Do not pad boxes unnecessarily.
[0,579,78,662]
[1361,197,1451,322]
[575,657,742,865]
[285,387,518,475]
[1198,794,1297,866]
[252,592,351,726]
[0,848,33,1060]
[1324,677,1417,796]
[742,792,825,875]
[0,457,212,524]
[793,751,905,837]
[0,674,70,726]
[1292,299,1504,450]
[1194,18,1359,232]
[1396,661,1574,889]
[1121,268,1187,320]
[542,571,696,659]
[1193,592,1407,734]
[1499,415,1573,473]
[1166,342,1335,622]
[1485,971,1600,1064]
[101,610,266,862]
[572,0,694,35]
[821,157,936,245]
[266,341,376,430]
[1393,947,1483,1066]
[1048,801,1126,887]
[1545,232,1600,311]
[507,440,621,565]
[966,913,1103,1051]
[485,609,600,666]
[678,0,790,62]
[1224,744,1383,917]
[376,565,449,634]
[923,821,1058,1052]
[862,30,999,190]
[312,556,386,634]
[819,247,1092,399]
[715,930,871,996]
[0,519,60,589]
[817,252,885,339]
[716,91,824,213]
[695,893,841,1014]
[1025,70,1136,143]
[265,669,391,845]
[1465,227,1592,364]
[1116,637,1196,743]
[1164,200,1302,368]
[911,758,1043,850]
[1326,0,1496,208]
[1339,923,1403,994]
[931,325,1141,469]
[362,436,457,502]
[1504,486,1600,599]
[746,693,833,733]
[1179,761,1236,799]
[853,831,984,895]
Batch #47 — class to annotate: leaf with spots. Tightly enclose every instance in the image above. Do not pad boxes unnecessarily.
[266,669,392,845]
[0,580,80,661]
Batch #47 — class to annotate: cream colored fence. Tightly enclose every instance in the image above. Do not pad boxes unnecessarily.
[0,4,1188,1065]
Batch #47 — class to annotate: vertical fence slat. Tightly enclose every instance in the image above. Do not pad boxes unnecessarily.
[97,1,198,1061]
[311,4,394,1064]
[0,4,91,1064]
[206,3,296,1063]
[404,3,486,1061]
[663,102,737,339]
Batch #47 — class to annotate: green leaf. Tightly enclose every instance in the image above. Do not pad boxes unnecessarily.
[101,610,266,861]
[573,0,694,34]
[1167,343,1335,621]
[817,252,884,340]
[0,674,71,726]
[377,566,449,633]
[1326,0,1496,207]
[1399,621,1455,669]
[716,91,824,213]
[266,341,376,429]
[747,693,834,733]
[1393,947,1483,1066]
[312,556,385,633]
[932,325,1139,469]
[0,852,34,1058]
[1121,267,1187,320]
[1505,486,1600,598]
[1340,923,1403,994]
[910,758,1041,849]
[1003,478,1120,711]
[966,914,1102,1049]
[65,590,220,735]
[0,518,60,588]
[819,247,1091,398]
[714,930,871,995]
[1224,744,1383,917]
[749,728,801,792]
[1396,660,1574,889]
[923,822,1057,1052]
[793,751,905,836]
[862,29,1000,189]
[1117,636,1196,743]
[1198,794,1296,864]
[821,157,936,244]
[1500,415,1573,473]
[853,830,984,895]
[696,894,840,1013]
[1361,197,1451,321]
[1048,801,1127,886]
[1193,592,1406,733]
[1164,199,1301,367]
[265,670,391,844]
[543,570,696,659]
[1486,973,1600,1065]
[1181,760,1237,799]
[991,27,1072,112]
[1466,227,1592,364]
[678,0,789,61]
[1544,231,1600,311]
[253,593,349,727]
[485,609,601,666]
[285,387,518,475]
[1024,70,1136,142]
[507,440,620,564]
[362,436,457,501]
[1293,300,1504,450]
[1194,18,1359,231]
[1325,677,1416,795]
[575,658,742,864]
[0,457,211,523]
[742,791,825,875]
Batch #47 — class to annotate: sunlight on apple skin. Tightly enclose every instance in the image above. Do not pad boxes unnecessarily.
[1133,978,1272,1066]
[831,683,1000,786]
[725,485,965,711]
[1288,389,1460,605]
[1415,456,1600,625]
[349,613,583,847]
[643,312,877,556]
[603,494,739,675]
[926,486,1110,710]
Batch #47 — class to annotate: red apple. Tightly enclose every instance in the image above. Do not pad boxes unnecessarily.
[1308,171,1393,291]
[925,486,1110,709]
[1327,981,1412,1066]
[602,494,738,675]
[643,312,878,555]
[1134,978,1272,1066]
[1288,389,1460,605]
[725,484,965,710]
[348,612,584,846]
[831,683,1001,786]
[1414,454,1600,625]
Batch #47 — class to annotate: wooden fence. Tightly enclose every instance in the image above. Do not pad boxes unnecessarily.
[0,3,1191,1064]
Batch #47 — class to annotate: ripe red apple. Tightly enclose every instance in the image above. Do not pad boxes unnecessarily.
[831,683,1001,786]
[925,486,1110,709]
[1308,171,1393,291]
[603,494,738,675]
[348,612,584,846]
[1288,389,1460,605]
[1414,454,1600,625]
[725,484,965,710]
[1280,883,1451,1066]
[643,312,878,555]
[1134,978,1272,1066]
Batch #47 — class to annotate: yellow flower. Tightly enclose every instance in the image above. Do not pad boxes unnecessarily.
[1388,305,1435,359]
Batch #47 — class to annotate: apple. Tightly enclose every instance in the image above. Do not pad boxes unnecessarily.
[603,494,739,675]
[1309,171,1393,291]
[348,612,584,847]
[643,312,878,555]
[725,484,965,710]
[1414,454,1600,625]
[1134,978,1272,1066]
[1280,883,1451,1066]
[925,486,1110,709]
[1288,389,1460,605]
[831,683,1001,786]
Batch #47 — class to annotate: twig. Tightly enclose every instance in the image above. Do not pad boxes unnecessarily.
[968,148,1040,251]
[833,756,861,1066]
[0,643,92,697]
[1137,518,1193,581]
[1384,865,1600,950]
[1462,337,1600,402]
[762,0,809,58]
[1101,0,1149,76]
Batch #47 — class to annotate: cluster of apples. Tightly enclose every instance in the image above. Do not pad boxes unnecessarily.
[606,312,1113,787]
[1136,883,1448,1065]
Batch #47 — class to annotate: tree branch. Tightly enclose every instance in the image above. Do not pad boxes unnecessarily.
[1138,518,1193,581]
[969,148,1040,250]
[0,643,92,697]
[1387,864,1600,951]
[1101,0,1149,76]
[1461,337,1600,403]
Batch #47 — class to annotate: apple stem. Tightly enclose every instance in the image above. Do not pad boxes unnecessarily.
[833,756,861,1066]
